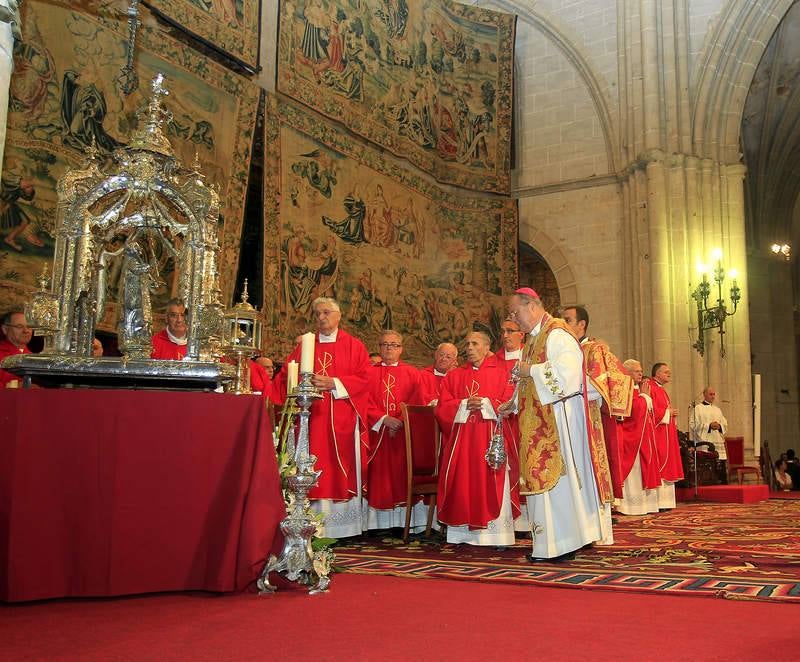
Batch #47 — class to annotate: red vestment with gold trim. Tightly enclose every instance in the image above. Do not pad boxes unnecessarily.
[150,329,187,360]
[274,329,372,500]
[0,339,30,386]
[364,361,423,509]
[649,380,684,481]
[621,390,662,489]
[435,355,519,529]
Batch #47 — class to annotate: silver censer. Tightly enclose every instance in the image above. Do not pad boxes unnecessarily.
[257,372,331,594]
[485,361,521,470]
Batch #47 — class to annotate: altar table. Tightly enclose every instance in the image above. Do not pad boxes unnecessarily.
[0,389,284,602]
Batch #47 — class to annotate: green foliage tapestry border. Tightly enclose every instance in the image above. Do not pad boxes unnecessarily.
[147,0,262,71]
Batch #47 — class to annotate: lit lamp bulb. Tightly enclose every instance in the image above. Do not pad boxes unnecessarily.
[710,247,723,262]
[728,268,738,281]
[771,243,782,254]
[696,262,709,281]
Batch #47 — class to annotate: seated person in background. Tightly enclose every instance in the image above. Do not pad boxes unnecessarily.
[369,352,382,366]
[785,449,800,489]
[775,458,793,491]
[0,310,32,386]
[151,298,188,360]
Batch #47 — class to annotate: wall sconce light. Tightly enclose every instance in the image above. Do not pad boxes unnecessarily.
[691,249,741,357]
[770,243,791,261]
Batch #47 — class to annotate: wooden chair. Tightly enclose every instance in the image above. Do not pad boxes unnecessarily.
[401,404,441,543]
[723,436,762,485]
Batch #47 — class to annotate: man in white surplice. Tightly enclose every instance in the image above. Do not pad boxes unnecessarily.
[690,386,728,459]
[504,288,607,562]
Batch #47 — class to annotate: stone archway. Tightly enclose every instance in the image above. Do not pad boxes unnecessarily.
[517,228,577,314]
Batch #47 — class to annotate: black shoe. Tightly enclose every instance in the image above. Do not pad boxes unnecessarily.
[525,550,576,564]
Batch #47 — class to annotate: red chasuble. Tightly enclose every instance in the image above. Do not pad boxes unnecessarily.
[365,361,423,509]
[418,364,446,404]
[620,390,662,489]
[648,379,684,481]
[0,339,30,386]
[435,355,519,529]
[150,329,188,360]
[274,329,372,501]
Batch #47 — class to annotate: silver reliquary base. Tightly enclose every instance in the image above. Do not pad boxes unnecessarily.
[0,354,235,390]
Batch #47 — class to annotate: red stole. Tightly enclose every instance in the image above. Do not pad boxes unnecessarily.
[150,329,188,360]
[435,355,519,529]
[649,380,684,481]
[274,328,372,500]
[364,362,422,509]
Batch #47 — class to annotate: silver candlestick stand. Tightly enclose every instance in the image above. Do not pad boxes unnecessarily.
[257,371,331,594]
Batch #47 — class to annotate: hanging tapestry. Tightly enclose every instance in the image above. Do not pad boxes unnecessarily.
[263,94,518,364]
[276,0,516,195]
[146,0,262,71]
[0,1,259,325]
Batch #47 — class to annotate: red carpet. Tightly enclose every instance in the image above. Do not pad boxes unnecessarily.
[0,573,796,661]
[770,491,800,499]
[675,484,769,503]
[336,501,800,602]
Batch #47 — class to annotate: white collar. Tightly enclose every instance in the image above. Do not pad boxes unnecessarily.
[529,319,543,337]
[433,368,447,376]
[381,361,399,367]
[166,328,188,346]
[503,348,522,360]
[319,329,339,343]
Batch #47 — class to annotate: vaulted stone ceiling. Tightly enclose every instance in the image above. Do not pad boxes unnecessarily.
[741,1,800,253]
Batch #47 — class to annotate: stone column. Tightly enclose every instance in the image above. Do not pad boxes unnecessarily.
[722,164,754,456]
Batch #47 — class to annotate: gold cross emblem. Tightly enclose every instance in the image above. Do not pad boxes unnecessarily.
[318,352,332,376]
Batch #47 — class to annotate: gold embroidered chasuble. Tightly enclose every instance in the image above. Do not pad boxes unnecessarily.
[518,316,614,502]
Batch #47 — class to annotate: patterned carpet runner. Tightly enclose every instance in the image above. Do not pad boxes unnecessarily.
[336,500,800,602]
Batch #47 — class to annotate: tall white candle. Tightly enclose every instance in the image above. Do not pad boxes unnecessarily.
[287,360,299,391]
[300,332,315,373]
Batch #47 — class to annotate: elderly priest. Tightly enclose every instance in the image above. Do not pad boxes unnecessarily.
[273,296,372,538]
[435,331,519,546]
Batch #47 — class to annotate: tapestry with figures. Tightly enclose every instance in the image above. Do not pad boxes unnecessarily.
[276,0,516,194]
[263,94,518,364]
[0,1,260,325]
[147,0,262,70]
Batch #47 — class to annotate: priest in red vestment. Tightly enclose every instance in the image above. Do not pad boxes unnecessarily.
[617,359,661,515]
[363,330,425,530]
[495,317,524,368]
[0,310,32,387]
[419,342,458,404]
[436,332,519,546]
[150,298,188,360]
[273,296,372,538]
[649,362,684,509]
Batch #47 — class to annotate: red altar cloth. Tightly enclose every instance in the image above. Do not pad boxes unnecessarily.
[0,389,284,602]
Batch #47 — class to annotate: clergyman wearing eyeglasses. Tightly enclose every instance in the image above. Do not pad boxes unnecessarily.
[150,298,189,360]
[0,309,32,387]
